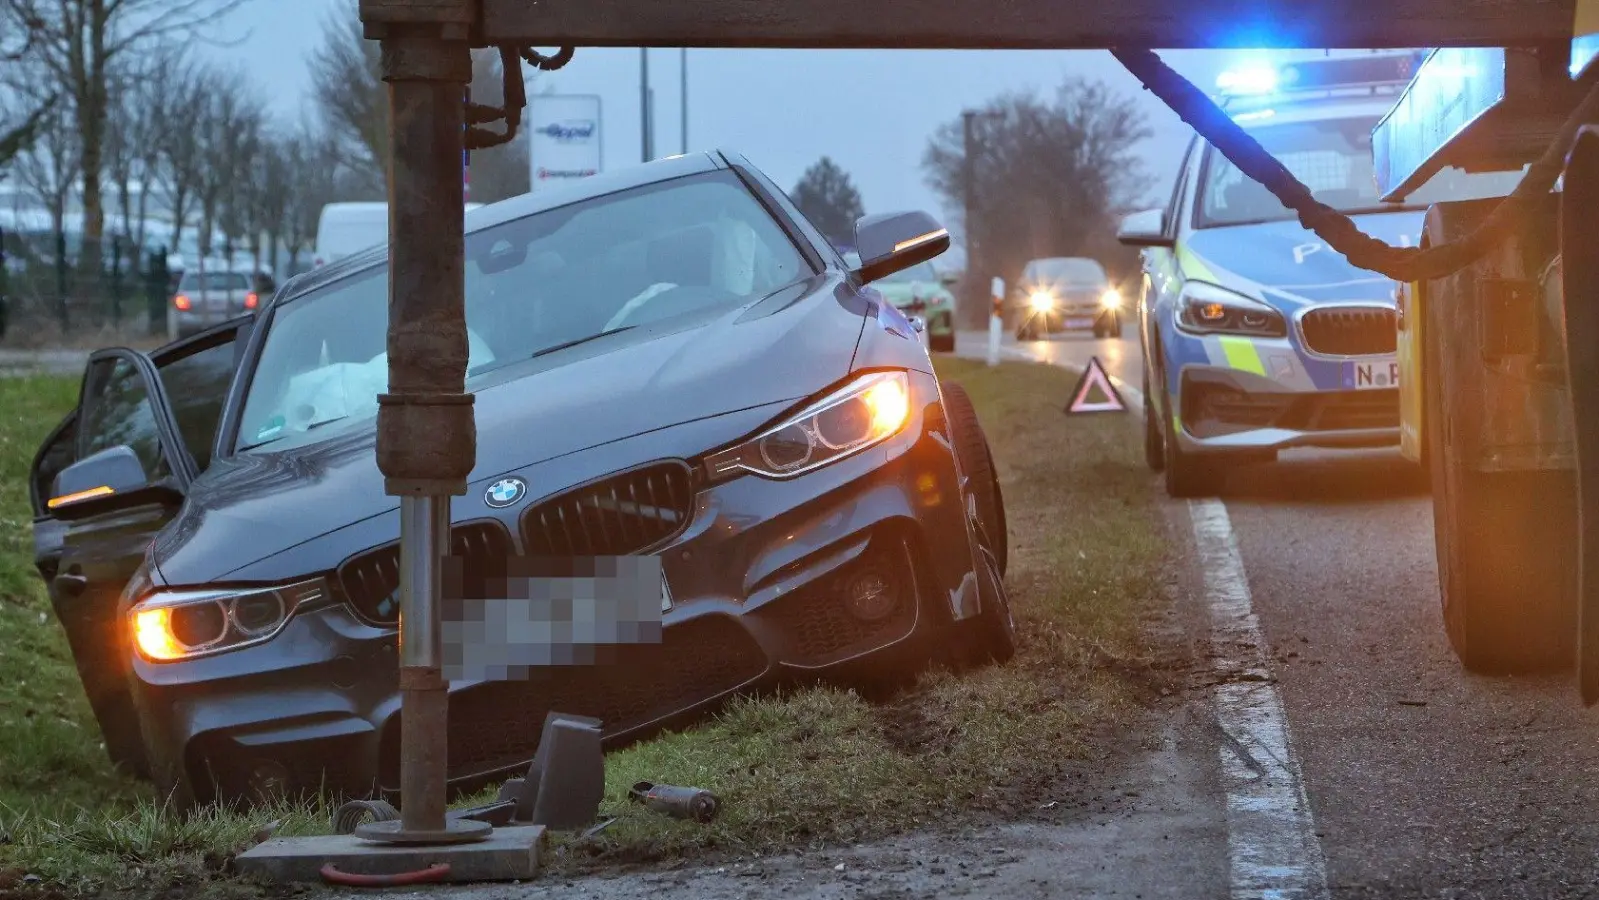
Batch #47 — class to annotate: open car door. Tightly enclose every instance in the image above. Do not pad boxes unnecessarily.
[29,319,252,777]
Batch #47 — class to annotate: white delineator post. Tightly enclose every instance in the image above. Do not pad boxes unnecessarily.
[987,276,1005,367]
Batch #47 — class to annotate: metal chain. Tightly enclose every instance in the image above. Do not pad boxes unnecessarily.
[464,46,577,151]
[1110,48,1599,283]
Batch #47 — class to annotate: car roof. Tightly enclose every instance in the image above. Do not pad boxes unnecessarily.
[285,151,732,300]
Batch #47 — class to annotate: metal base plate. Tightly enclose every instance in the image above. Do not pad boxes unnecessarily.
[354,817,493,845]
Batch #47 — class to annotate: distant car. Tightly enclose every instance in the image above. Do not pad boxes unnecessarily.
[842,252,956,352]
[1013,257,1123,341]
[313,201,485,268]
[171,267,263,338]
[32,149,1015,811]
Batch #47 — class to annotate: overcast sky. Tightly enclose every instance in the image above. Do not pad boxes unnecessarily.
[200,2,1349,246]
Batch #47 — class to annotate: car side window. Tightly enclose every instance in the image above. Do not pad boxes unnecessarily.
[78,356,172,485]
[155,336,243,472]
[31,415,78,515]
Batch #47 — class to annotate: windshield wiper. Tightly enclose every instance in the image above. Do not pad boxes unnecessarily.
[528,325,636,361]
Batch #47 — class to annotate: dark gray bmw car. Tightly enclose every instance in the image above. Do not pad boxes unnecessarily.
[30,150,1014,810]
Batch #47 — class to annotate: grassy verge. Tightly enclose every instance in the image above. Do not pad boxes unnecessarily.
[0,357,1167,895]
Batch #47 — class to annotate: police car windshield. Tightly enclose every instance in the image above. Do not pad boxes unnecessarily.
[1198,117,1396,228]
[1196,114,1528,229]
[234,169,809,454]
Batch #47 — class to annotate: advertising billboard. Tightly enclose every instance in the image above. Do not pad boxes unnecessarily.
[528,95,603,192]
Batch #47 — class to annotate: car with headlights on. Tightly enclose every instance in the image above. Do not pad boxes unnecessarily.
[1012,257,1123,341]
[30,150,1016,810]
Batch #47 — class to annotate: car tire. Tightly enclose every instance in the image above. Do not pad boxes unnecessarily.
[1161,394,1225,498]
[1423,313,1575,674]
[930,331,955,353]
[1143,373,1165,473]
[940,381,1016,665]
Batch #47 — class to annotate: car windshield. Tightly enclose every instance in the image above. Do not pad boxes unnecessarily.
[236,170,810,453]
[179,272,250,291]
[1028,258,1105,288]
[1197,115,1528,228]
[876,261,940,284]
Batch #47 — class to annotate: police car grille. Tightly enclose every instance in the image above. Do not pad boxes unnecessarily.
[520,462,694,557]
[337,521,512,626]
[1300,307,1397,356]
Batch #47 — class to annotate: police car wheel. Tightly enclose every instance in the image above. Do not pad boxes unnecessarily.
[1161,400,1224,498]
[1143,375,1165,473]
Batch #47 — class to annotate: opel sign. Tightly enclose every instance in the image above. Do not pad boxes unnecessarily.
[529,96,604,192]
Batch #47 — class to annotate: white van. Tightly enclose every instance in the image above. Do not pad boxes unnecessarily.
[313,201,484,268]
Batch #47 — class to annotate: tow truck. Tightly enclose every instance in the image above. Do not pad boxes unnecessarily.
[157,0,1594,848]
[1378,39,1598,676]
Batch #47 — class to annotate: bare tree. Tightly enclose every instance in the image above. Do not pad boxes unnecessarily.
[281,124,340,270]
[148,56,208,259]
[192,67,264,292]
[308,0,386,192]
[2,0,250,269]
[923,78,1153,328]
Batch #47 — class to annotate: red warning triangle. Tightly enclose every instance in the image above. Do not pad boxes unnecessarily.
[1065,357,1127,414]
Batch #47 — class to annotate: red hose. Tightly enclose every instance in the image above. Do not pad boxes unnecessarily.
[319,863,452,886]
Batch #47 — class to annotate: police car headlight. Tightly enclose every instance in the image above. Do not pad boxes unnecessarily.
[1175,282,1287,338]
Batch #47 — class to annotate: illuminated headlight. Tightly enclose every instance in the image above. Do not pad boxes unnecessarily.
[705,371,911,480]
[1100,289,1122,310]
[130,579,328,662]
[1175,282,1286,338]
[1028,291,1055,313]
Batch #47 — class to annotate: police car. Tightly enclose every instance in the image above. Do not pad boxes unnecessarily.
[1117,51,1514,498]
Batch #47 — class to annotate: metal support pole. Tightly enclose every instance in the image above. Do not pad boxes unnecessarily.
[353,17,486,846]
[641,48,652,162]
[987,277,1005,367]
[961,111,977,318]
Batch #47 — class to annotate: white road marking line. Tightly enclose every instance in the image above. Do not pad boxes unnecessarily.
[1189,499,1329,900]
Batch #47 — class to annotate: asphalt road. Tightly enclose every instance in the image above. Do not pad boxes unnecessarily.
[956,325,1599,898]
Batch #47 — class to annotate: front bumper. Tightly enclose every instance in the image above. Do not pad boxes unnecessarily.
[130,370,991,805]
[1171,363,1400,455]
[1024,304,1116,332]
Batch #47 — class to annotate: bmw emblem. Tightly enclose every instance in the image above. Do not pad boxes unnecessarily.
[484,476,528,509]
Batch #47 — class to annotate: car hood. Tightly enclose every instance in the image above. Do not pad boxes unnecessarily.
[154,278,868,583]
[1180,210,1425,311]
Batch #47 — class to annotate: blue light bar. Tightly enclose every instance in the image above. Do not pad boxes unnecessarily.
[1372,48,1509,201]
[1217,52,1428,101]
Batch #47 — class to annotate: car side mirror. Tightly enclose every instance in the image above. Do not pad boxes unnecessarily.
[1117,208,1173,248]
[47,446,183,522]
[852,211,951,285]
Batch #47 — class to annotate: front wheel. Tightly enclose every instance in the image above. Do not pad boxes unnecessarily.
[1161,394,1225,498]
[940,381,1015,666]
[1143,374,1165,473]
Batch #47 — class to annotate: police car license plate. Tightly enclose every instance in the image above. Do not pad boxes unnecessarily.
[1064,317,1094,329]
[1343,359,1400,390]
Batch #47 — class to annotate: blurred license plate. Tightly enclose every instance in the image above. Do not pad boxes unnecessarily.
[1064,317,1094,329]
[1343,358,1400,390]
[661,570,673,612]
